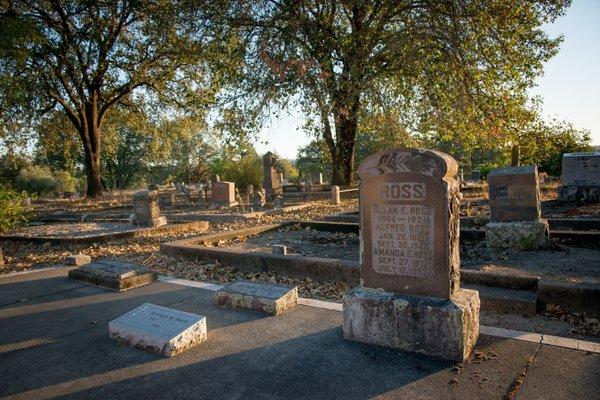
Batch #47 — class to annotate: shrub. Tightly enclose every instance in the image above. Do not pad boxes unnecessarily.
[15,166,78,195]
[0,185,28,232]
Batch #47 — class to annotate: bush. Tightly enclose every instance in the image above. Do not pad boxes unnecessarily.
[0,185,28,232]
[15,166,78,195]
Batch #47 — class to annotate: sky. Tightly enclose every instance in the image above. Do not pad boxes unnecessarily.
[255,0,600,159]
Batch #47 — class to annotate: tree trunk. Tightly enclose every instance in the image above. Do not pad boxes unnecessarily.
[80,99,103,198]
[330,92,360,186]
[511,144,520,167]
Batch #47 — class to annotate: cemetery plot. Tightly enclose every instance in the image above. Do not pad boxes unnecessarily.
[0,220,209,245]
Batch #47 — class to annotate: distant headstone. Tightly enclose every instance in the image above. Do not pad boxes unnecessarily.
[486,165,548,249]
[66,253,91,266]
[21,197,31,207]
[343,148,479,362]
[272,244,287,255]
[488,165,540,222]
[558,152,600,202]
[278,172,284,184]
[273,195,284,209]
[331,185,341,205]
[214,280,298,315]
[132,191,167,227]
[68,259,158,291]
[212,181,237,207]
[263,152,282,200]
[158,192,175,207]
[470,170,481,181]
[109,303,207,357]
[318,173,324,185]
[252,190,266,209]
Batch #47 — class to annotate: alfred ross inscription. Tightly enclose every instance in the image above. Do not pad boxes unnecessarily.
[371,204,434,277]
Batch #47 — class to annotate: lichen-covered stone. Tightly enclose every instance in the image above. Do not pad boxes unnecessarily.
[66,253,91,266]
[485,219,549,250]
[132,190,167,227]
[343,287,480,361]
[557,185,600,203]
[214,280,298,315]
[109,303,207,357]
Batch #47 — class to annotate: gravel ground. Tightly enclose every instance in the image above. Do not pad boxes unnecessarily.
[3,222,140,238]
[2,197,599,342]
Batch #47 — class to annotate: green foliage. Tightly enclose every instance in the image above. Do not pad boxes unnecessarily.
[0,184,28,232]
[295,140,331,180]
[15,166,77,195]
[211,140,263,190]
[276,158,299,182]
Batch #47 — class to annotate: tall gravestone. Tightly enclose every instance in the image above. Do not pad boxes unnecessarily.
[132,191,167,227]
[558,152,600,203]
[212,181,237,207]
[343,148,479,361]
[485,165,548,250]
[263,152,282,200]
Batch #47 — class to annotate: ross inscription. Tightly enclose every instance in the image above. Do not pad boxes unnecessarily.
[378,182,426,201]
[371,204,434,277]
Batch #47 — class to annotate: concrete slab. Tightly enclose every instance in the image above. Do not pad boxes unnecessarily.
[0,268,598,400]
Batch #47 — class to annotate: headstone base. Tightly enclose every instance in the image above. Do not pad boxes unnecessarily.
[134,216,167,228]
[557,185,600,203]
[343,288,479,362]
[214,280,298,315]
[485,219,549,250]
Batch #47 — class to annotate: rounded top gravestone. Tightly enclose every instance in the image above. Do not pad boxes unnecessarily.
[358,148,460,299]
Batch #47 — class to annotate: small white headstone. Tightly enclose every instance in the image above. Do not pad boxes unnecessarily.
[109,303,207,357]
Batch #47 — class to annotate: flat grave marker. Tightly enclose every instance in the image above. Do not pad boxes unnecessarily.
[214,280,298,315]
[109,303,207,357]
[68,259,157,291]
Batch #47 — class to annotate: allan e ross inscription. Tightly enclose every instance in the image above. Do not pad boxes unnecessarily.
[358,148,460,298]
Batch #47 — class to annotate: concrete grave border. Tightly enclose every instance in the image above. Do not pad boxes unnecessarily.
[161,220,600,316]
[0,221,209,246]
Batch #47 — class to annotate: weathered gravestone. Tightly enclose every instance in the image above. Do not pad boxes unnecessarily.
[485,165,548,250]
[263,152,282,200]
[558,152,600,202]
[66,253,91,266]
[132,190,167,227]
[214,280,298,315]
[343,148,479,361]
[470,170,481,181]
[68,259,157,291]
[273,195,284,209]
[109,303,207,357]
[212,181,237,207]
[331,185,341,205]
[252,190,266,209]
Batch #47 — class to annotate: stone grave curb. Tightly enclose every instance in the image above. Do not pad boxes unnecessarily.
[161,221,600,316]
[0,221,209,246]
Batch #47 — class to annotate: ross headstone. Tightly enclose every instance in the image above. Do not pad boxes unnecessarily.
[212,181,237,207]
[558,152,600,202]
[66,253,91,266]
[343,148,479,361]
[470,170,481,181]
[272,244,287,255]
[488,165,540,222]
[132,191,167,227]
[68,259,158,291]
[214,280,298,315]
[331,185,341,205]
[109,303,207,357]
[263,152,282,200]
[485,165,548,249]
